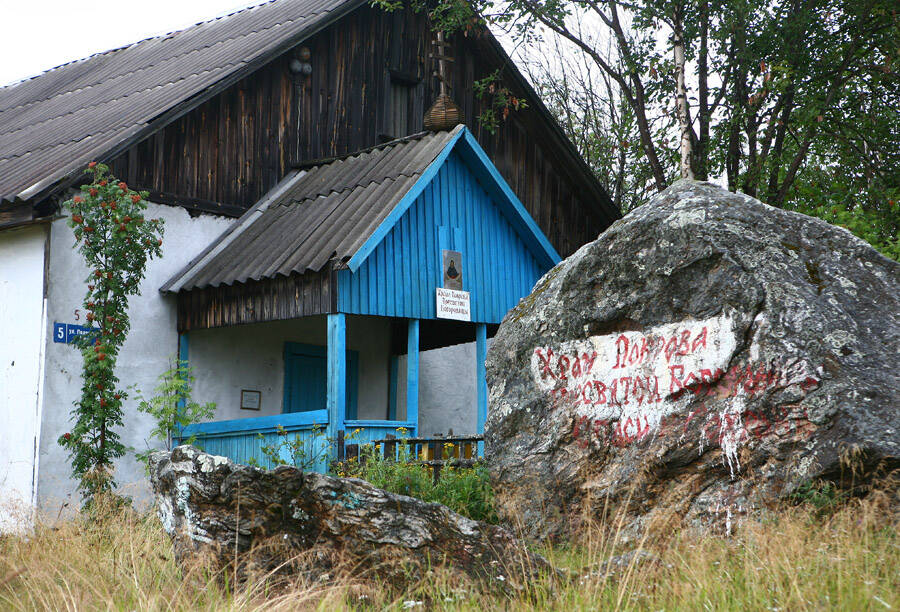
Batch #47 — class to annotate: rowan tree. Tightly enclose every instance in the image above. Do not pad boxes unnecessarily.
[58,162,164,501]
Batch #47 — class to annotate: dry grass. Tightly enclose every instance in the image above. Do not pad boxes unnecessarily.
[0,494,896,611]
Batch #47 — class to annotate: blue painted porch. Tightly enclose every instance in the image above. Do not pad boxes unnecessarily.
[165,126,559,472]
[175,315,481,471]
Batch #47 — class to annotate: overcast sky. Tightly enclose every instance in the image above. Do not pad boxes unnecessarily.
[0,0,264,87]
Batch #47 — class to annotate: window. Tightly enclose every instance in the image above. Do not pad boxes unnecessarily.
[382,71,421,141]
[390,81,412,138]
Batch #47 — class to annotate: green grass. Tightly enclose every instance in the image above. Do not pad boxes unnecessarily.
[0,491,896,611]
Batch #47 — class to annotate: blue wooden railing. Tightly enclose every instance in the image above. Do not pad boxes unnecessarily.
[177,413,417,473]
[178,410,330,471]
[341,419,418,448]
[338,432,485,482]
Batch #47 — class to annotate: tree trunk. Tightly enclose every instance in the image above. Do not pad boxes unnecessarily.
[765,82,795,204]
[742,107,760,196]
[696,0,710,181]
[725,25,748,192]
[673,6,694,180]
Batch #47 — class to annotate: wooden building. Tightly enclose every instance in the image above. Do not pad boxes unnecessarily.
[0,0,620,518]
[0,0,618,255]
[167,126,560,467]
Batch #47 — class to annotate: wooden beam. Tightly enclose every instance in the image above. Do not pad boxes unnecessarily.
[141,189,246,218]
[476,323,488,436]
[180,410,328,437]
[0,201,33,229]
[175,332,190,440]
[327,313,347,444]
[406,319,420,436]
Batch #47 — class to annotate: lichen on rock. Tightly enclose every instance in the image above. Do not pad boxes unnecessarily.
[149,446,557,590]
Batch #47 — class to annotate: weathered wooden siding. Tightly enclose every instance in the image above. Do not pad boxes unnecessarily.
[177,268,333,332]
[109,52,296,214]
[109,4,611,258]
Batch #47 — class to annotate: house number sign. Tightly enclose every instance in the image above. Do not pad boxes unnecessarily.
[53,322,96,344]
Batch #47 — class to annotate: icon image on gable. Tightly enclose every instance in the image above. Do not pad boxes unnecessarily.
[442,249,463,290]
[446,259,459,279]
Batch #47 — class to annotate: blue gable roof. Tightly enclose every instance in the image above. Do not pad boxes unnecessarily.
[347,126,560,272]
[337,127,560,323]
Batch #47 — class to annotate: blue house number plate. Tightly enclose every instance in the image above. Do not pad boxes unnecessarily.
[53,322,96,344]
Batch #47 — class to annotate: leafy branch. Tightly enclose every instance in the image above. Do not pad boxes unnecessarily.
[135,359,216,471]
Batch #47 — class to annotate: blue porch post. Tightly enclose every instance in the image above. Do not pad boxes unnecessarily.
[475,324,487,434]
[406,319,419,435]
[476,324,487,457]
[327,314,347,454]
[175,332,189,445]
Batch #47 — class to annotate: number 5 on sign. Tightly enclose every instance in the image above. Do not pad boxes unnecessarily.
[53,322,67,343]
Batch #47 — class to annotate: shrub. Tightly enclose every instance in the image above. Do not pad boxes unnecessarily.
[135,359,216,470]
[58,163,164,500]
[345,443,499,524]
[250,424,330,471]
[249,428,499,523]
[790,479,849,517]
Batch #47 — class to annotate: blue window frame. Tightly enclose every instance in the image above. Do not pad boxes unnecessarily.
[283,342,359,419]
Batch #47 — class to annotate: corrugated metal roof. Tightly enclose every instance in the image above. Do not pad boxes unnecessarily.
[161,128,461,292]
[0,0,364,204]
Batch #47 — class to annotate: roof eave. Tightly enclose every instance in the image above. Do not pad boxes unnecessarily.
[160,169,304,293]
[456,128,561,268]
[346,125,467,272]
[479,33,620,225]
[0,199,36,230]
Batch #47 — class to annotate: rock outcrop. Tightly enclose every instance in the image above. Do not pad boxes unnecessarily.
[485,180,899,539]
[149,446,555,589]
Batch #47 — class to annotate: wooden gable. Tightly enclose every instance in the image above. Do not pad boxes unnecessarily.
[338,129,558,323]
[104,2,618,259]
[169,127,559,331]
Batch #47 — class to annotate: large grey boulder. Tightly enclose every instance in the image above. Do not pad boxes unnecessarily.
[149,446,554,589]
[485,180,899,539]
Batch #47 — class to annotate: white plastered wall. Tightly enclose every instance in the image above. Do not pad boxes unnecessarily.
[0,224,48,531]
[189,319,484,436]
[37,204,234,516]
[398,339,490,437]
[188,315,392,421]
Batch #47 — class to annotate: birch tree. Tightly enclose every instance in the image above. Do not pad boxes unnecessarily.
[376,0,899,258]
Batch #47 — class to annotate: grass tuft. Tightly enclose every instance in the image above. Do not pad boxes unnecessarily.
[0,492,896,610]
